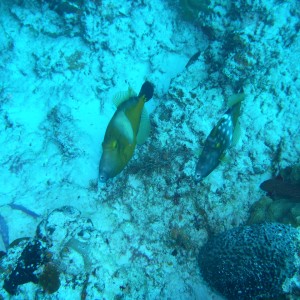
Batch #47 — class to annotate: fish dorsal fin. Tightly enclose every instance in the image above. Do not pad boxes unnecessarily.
[114,111,134,144]
[113,87,136,108]
[231,121,241,146]
[136,107,151,145]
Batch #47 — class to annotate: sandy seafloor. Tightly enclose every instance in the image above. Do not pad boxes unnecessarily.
[0,0,300,299]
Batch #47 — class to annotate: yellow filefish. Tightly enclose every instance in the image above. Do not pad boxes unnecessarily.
[99,81,154,182]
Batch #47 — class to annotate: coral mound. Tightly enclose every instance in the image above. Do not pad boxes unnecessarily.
[198,223,300,300]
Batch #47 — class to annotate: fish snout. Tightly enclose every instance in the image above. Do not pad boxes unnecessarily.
[99,170,109,182]
[195,172,203,183]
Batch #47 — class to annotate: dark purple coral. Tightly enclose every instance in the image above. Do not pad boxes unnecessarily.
[198,223,300,299]
[3,239,47,295]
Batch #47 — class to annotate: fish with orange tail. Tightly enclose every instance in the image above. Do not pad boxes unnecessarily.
[99,81,154,182]
[195,93,244,182]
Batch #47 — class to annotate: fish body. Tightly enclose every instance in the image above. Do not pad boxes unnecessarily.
[99,81,154,182]
[185,51,201,69]
[260,178,300,200]
[0,214,9,250]
[195,94,243,182]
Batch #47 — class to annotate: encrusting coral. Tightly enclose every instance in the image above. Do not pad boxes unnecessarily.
[198,223,300,300]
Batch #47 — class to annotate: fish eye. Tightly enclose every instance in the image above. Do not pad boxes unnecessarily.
[99,173,107,182]
[195,173,202,181]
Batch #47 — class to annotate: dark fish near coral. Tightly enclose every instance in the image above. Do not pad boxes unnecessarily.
[185,51,201,69]
[99,81,154,182]
[260,178,300,200]
[195,93,244,182]
[0,214,9,250]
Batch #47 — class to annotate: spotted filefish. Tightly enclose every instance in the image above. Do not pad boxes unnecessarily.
[195,94,244,182]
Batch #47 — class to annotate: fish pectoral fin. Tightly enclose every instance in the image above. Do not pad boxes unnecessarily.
[114,111,135,144]
[113,87,136,107]
[219,153,230,163]
[122,143,136,161]
[136,107,151,145]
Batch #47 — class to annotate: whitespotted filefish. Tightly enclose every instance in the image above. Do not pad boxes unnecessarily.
[195,93,244,182]
[99,81,154,182]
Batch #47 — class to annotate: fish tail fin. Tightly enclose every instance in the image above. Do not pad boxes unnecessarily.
[227,93,244,127]
[138,81,154,102]
[227,93,245,108]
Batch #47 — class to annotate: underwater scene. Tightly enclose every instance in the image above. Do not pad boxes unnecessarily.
[0,0,300,299]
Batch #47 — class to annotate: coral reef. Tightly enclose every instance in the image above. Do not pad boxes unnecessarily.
[175,0,300,91]
[247,196,300,227]
[43,105,83,160]
[38,263,61,294]
[3,239,48,295]
[198,223,300,300]
[0,206,106,297]
[1,205,206,298]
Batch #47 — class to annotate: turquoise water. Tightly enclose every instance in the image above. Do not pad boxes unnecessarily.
[0,1,300,299]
